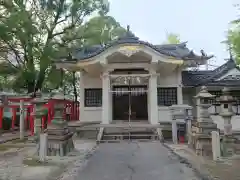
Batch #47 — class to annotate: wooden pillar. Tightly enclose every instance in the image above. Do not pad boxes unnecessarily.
[102,72,110,124]
[149,72,158,124]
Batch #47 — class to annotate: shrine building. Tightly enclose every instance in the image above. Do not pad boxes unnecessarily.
[55,31,240,130]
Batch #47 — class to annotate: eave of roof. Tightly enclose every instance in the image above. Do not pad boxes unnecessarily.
[56,33,213,62]
[182,59,239,87]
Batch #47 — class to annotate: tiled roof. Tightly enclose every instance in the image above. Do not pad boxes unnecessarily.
[182,70,213,86]
[182,59,239,86]
[60,32,213,62]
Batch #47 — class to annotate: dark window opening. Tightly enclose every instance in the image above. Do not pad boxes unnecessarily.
[224,104,228,109]
[84,89,102,107]
[157,88,177,106]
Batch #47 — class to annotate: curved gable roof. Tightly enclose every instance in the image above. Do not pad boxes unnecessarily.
[61,33,213,62]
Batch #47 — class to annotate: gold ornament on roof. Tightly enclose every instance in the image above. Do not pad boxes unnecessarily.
[118,45,140,57]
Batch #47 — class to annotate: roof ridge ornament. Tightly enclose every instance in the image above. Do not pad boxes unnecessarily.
[200,49,207,57]
[127,25,130,32]
[117,24,139,41]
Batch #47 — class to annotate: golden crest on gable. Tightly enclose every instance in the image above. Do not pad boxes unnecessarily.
[117,45,140,57]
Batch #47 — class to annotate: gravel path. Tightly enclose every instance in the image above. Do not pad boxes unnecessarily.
[75,142,200,180]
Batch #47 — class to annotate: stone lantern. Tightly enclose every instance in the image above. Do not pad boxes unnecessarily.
[195,86,215,122]
[192,86,218,156]
[219,87,236,136]
[219,87,236,157]
[31,91,48,138]
[45,92,74,156]
[170,104,193,144]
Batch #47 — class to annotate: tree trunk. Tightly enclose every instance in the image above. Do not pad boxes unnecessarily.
[34,69,46,92]
[27,81,35,94]
[72,72,78,102]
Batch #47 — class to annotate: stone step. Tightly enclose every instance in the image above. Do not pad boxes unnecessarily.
[100,139,160,143]
[103,134,155,137]
[104,128,154,134]
[102,130,159,142]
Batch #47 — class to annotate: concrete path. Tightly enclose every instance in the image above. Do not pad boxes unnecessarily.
[76,142,199,180]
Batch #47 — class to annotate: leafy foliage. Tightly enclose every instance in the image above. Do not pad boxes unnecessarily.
[164,32,181,44]
[227,4,240,64]
[0,0,110,93]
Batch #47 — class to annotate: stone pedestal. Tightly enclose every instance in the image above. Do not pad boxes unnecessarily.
[45,93,74,156]
[192,121,217,156]
[222,135,236,157]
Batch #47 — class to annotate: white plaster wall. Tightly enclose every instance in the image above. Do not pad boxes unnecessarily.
[157,69,182,123]
[158,107,172,122]
[80,107,102,122]
[157,69,178,86]
[82,73,102,88]
[80,73,102,122]
[183,88,197,118]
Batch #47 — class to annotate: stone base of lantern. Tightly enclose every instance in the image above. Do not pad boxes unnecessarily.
[194,135,212,156]
[45,122,74,156]
[190,121,218,157]
[47,137,74,156]
[222,135,237,157]
[194,121,217,134]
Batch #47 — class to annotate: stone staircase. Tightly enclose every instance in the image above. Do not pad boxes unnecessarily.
[98,127,162,143]
[75,126,99,140]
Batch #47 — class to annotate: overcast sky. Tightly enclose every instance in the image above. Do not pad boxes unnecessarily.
[108,0,239,67]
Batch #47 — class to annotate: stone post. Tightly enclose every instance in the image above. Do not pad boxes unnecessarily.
[219,87,236,157]
[211,131,221,161]
[19,100,24,140]
[172,119,178,144]
[39,133,47,162]
[185,107,193,145]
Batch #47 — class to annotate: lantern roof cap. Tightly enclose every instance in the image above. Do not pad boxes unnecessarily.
[222,87,230,94]
[170,104,193,109]
[219,87,236,102]
[194,86,215,98]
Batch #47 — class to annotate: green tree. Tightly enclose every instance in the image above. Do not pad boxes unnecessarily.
[36,15,127,101]
[227,4,240,63]
[164,32,181,44]
[0,0,109,93]
[61,16,127,101]
[83,15,127,46]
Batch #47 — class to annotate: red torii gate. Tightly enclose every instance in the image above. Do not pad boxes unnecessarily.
[0,94,80,135]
